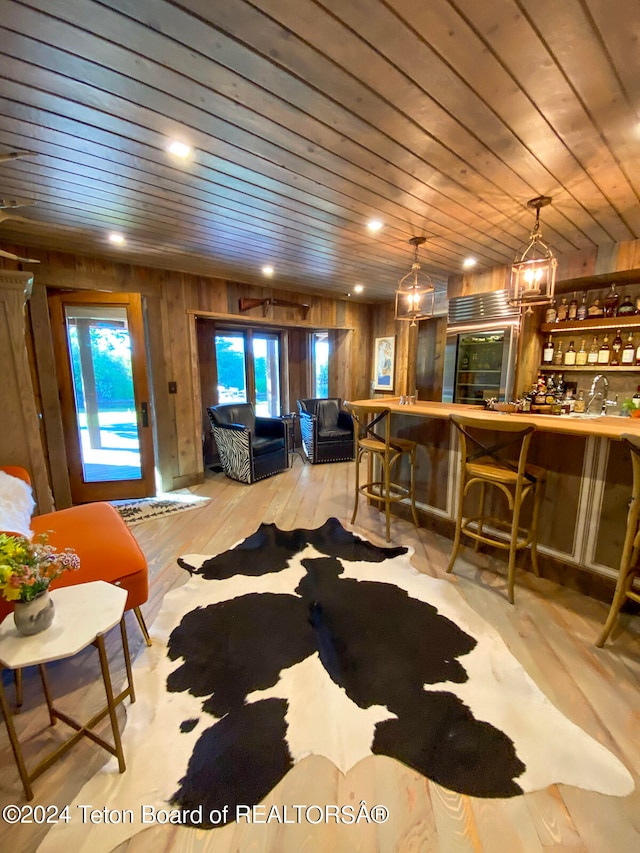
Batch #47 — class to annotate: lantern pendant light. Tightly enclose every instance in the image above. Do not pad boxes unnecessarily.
[509,196,557,311]
[395,236,435,326]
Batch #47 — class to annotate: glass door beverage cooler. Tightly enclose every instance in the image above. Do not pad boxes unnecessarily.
[442,292,520,405]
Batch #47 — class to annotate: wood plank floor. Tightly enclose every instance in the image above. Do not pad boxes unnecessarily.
[1,459,639,853]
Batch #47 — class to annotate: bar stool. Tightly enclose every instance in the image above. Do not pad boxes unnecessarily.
[596,434,640,647]
[447,414,546,604]
[345,403,419,543]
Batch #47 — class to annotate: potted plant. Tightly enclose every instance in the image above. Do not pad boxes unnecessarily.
[0,533,80,635]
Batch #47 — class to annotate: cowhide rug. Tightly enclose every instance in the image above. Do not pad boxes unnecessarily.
[39,518,633,853]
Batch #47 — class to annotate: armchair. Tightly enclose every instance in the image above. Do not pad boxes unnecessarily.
[297,398,354,464]
[0,465,151,706]
[207,403,289,484]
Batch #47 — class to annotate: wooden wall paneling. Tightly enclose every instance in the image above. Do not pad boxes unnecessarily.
[161,273,201,484]
[447,266,510,299]
[556,246,598,282]
[28,282,73,509]
[615,239,640,274]
[415,317,448,401]
[195,318,218,468]
[515,307,543,397]
[0,271,53,513]
[144,292,175,492]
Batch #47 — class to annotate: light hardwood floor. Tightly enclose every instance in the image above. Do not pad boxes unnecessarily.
[1,459,639,853]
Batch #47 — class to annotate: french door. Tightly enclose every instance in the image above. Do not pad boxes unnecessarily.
[48,291,155,502]
[214,328,282,416]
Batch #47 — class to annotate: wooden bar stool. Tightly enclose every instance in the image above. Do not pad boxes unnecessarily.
[447,414,546,604]
[345,403,419,543]
[596,434,640,647]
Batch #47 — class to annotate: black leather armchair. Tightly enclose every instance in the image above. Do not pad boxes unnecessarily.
[207,403,289,484]
[297,398,354,464]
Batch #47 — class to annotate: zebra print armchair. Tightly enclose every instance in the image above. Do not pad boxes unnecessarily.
[297,398,354,464]
[207,403,290,484]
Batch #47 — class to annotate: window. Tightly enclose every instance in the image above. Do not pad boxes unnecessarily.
[311,331,329,397]
[214,328,282,415]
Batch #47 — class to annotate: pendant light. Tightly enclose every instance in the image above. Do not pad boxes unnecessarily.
[509,196,557,310]
[395,237,435,326]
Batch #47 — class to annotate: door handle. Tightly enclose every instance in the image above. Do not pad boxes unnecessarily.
[141,401,149,428]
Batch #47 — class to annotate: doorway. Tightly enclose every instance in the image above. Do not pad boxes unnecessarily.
[48,291,155,502]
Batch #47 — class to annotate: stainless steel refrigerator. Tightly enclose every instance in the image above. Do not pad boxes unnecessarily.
[442,291,521,404]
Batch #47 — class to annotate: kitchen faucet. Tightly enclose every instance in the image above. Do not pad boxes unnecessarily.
[586,374,609,413]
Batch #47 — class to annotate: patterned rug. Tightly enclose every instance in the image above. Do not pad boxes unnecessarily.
[38,518,633,853]
[111,491,210,525]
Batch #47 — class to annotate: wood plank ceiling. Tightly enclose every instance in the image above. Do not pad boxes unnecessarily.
[0,0,639,302]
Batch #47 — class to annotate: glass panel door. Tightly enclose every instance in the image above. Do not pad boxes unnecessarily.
[311,331,329,397]
[214,332,248,403]
[253,333,281,416]
[65,305,141,483]
[455,331,506,404]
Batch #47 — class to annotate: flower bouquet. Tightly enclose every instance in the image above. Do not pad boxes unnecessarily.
[0,532,80,635]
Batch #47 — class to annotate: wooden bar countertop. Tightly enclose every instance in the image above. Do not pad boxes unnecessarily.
[347,398,640,440]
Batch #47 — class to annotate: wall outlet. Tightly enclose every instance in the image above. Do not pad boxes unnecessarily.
[168,381,177,394]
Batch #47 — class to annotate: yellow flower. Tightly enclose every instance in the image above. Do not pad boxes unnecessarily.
[1,584,21,601]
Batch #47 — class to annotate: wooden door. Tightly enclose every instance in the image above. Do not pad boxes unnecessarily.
[48,291,155,502]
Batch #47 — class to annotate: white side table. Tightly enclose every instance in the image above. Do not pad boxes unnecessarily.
[0,581,135,800]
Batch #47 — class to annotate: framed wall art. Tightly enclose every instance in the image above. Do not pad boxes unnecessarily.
[373,335,395,391]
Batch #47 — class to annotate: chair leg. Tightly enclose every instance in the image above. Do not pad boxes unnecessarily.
[384,452,392,543]
[529,481,543,578]
[474,481,486,552]
[351,450,361,525]
[14,668,23,707]
[447,476,465,574]
[596,567,634,648]
[409,449,419,528]
[133,606,152,647]
[507,492,523,605]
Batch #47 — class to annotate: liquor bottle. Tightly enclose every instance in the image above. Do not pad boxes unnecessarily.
[542,335,555,364]
[604,283,620,317]
[587,335,599,365]
[557,297,569,321]
[576,339,588,366]
[617,293,635,316]
[598,334,611,365]
[587,297,604,318]
[577,292,588,321]
[568,292,579,321]
[556,373,566,397]
[610,329,623,365]
[622,332,635,365]
[545,374,557,404]
[564,340,577,366]
[635,337,640,365]
[573,390,586,413]
[633,386,640,407]
[553,340,564,365]
[545,299,557,323]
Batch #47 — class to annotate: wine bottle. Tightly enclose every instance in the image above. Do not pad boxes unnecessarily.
[610,329,623,366]
[598,334,611,365]
[604,283,620,317]
[568,292,578,321]
[617,293,635,316]
[576,339,588,366]
[576,292,588,321]
[564,340,577,366]
[622,332,635,365]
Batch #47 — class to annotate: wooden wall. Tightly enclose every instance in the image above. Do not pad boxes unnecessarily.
[1,248,373,507]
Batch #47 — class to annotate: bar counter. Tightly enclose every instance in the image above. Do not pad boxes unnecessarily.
[348,397,637,584]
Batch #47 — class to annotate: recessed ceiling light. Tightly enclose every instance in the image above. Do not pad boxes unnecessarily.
[367,219,383,233]
[463,257,477,268]
[262,265,274,277]
[108,233,125,245]
[167,140,192,159]
[354,284,364,293]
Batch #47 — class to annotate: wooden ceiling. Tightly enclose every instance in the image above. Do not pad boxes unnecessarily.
[1,0,639,302]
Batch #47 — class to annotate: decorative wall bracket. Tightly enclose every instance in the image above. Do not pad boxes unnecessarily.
[239,297,311,320]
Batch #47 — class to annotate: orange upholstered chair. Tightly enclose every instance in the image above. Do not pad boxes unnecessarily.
[0,466,151,703]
